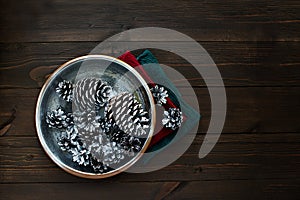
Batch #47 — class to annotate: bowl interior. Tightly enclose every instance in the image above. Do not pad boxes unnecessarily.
[36,55,155,177]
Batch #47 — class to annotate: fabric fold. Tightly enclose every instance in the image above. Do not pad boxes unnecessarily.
[118,50,200,161]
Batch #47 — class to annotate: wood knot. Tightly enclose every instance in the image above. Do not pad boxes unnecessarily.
[0,108,16,137]
[29,65,57,87]
[25,154,34,161]
[194,166,202,173]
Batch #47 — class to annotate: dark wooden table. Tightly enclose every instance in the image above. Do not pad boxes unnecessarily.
[1,0,300,199]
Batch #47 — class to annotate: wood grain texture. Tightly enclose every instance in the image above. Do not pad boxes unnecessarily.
[1,87,299,136]
[1,179,300,200]
[1,133,299,183]
[1,0,299,199]
[0,0,299,42]
[1,42,300,88]
[165,179,300,200]
[0,182,165,200]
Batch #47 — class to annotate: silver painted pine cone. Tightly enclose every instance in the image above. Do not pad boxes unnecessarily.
[150,85,168,106]
[105,92,150,137]
[57,126,78,151]
[73,78,112,111]
[162,108,183,130]
[46,106,73,129]
[56,80,73,102]
[87,133,125,166]
[73,109,100,133]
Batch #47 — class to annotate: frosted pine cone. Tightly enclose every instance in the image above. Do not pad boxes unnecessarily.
[70,143,91,166]
[95,80,112,108]
[105,92,150,137]
[100,120,143,156]
[90,158,109,173]
[57,126,79,151]
[121,136,142,156]
[73,78,112,111]
[73,109,100,133]
[162,108,183,130]
[98,104,114,133]
[150,85,168,106]
[75,129,101,150]
[73,109,102,152]
[101,142,125,165]
[88,134,125,166]
[56,80,73,102]
[109,128,126,144]
[98,117,113,133]
[46,106,73,129]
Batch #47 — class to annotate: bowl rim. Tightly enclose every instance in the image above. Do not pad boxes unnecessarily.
[35,55,156,179]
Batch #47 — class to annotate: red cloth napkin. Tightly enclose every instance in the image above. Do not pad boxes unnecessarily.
[118,51,183,147]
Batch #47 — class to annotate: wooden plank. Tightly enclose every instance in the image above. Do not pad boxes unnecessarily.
[0,0,299,199]
[0,182,164,200]
[1,87,299,136]
[0,180,299,200]
[0,133,299,183]
[166,180,300,200]
[0,0,299,42]
[0,42,299,88]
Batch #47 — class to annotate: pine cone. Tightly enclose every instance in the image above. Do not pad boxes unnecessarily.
[56,80,73,102]
[100,120,143,157]
[65,113,74,127]
[46,106,73,129]
[162,108,183,130]
[105,92,150,137]
[109,128,126,144]
[75,129,98,149]
[120,136,142,156]
[98,105,114,133]
[73,109,100,133]
[72,109,103,154]
[150,85,168,106]
[98,117,113,133]
[57,126,78,151]
[87,134,125,166]
[90,158,109,173]
[101,142,125,165]
[73,78,112,111]
[70,143,91,166]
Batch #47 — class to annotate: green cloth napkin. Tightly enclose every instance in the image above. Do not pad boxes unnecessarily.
[137,50,201,162]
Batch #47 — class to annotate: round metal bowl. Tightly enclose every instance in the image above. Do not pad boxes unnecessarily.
[35,55,156,178]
